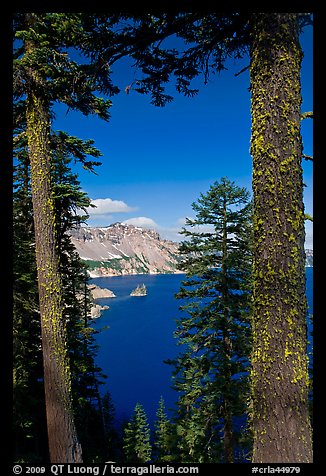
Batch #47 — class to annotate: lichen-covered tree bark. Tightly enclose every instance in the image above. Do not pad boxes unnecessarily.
[249,13,312,462]
[25,39,82,463]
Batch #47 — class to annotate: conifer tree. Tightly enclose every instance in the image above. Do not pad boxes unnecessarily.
[50,135,109,462]
[13,12,122,461]
[101,391,120,462]
[249,14,312,462]
[168,177,252,463]
[153,397,174,463]
[119,12,313,462]
[13,145,48,461]
[123,403,152,463]
[13,102,106,462]
[13,12,313,462]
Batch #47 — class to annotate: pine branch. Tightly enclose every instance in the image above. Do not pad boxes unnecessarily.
[302,154,313,161]
[234,64,250,77]
[301,111,313,120]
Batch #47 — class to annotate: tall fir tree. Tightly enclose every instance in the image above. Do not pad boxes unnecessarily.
[50,134,109,463]
[13,100,107,462]
[153,397,174,463]
[118,12,313,462]
[168,177,252,463]
[123,403,152,463]
[13,143,48,462]
[13,12,123,461]
[248,14,312,462]
[101,391,120,462]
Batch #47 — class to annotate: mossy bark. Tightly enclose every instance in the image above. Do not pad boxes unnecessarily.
[25,21,82,462]
[249,13,312,463]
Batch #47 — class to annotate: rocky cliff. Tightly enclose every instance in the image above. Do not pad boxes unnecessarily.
[69,223,313,276]
[69,223,181,276]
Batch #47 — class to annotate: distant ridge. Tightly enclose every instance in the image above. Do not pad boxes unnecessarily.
[69,222,181,276]
[69,223,313,276]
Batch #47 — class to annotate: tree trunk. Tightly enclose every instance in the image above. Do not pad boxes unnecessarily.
[25,21,82,462]
[249,13,312,463]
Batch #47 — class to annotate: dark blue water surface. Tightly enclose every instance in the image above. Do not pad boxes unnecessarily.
[91,274,185,425]
[91,268,313,426]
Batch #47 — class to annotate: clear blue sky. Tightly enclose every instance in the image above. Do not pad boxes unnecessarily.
[53,25,313,247]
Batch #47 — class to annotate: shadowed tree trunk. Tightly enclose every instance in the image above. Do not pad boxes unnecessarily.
[249,13,313,463]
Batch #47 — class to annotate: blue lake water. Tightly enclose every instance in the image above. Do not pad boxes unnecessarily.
[91,268,313,426]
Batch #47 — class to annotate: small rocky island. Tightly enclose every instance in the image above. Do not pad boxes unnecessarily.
[90,304,109,319]
[88,284,116,299]
[87,284,116,318]
[130,284,147,296]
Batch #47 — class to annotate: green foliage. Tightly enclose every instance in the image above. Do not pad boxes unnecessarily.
[13,12,131,459]
[125,13,252,106]
[83,254,153,274]
[117,13,311,109]
[123,403,152,463]
[13,152,48,462]
[174,401,222,463]
[168,177,253,462]
[153,397,175,462]
[13,11,313,462]
[14,13,122,119]
[13,110,108,463]
[101,391,121,461]
[84,257,129,272]
[13,11,122,458]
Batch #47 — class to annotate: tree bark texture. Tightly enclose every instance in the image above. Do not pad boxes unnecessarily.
[25,27,82,462]
[249,13,312,463]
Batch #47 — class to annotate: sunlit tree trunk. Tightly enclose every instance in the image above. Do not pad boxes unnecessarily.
[25,21,82,462]
[249,13,313,463]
